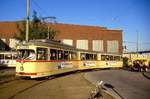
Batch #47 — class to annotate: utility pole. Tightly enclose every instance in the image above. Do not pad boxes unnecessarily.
[136,31,139,52]
[26,0,30,42]
[136,31,139,57]
[48,26,50,39]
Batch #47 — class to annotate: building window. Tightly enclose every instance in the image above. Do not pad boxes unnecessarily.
[92,40,103,52]
[107,40,119,53]
[61,39,73,46]
[76,40,88,50]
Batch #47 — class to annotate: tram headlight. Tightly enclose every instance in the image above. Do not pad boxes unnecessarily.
[20,66,24,71]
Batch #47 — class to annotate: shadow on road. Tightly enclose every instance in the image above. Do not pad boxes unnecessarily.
[104,83,124,99]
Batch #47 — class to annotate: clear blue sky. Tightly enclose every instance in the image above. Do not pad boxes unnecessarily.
[0,0,150,52]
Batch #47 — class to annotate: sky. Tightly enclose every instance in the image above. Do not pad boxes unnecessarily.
[0,0,150,52]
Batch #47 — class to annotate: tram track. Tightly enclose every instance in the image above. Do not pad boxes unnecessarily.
[8,80,47,99]
[0,76,20,86]
[0,69,104,99]
[0,74,67,99]
[0,72,97,99]
[0,77,49,99]
[0,70,77,90]
[0,79,20,89]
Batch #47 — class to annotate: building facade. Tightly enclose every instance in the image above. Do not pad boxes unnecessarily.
[0,22,123,54]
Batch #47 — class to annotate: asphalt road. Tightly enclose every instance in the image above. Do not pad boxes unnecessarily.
[84,69,150,99]
[0,73,95,99]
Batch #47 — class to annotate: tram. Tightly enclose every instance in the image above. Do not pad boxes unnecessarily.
[128,58,149,72]
[123,53,150,71]
[76,51,122,70]
[0,51,17,68]
[16,39,123,78]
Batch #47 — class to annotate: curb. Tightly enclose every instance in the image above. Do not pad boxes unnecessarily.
[83,73,119,99]
[142,72,150,80]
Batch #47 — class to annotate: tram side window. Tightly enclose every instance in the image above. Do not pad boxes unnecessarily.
[50,49,57,60]
[120,56,123,61]
[114,56,121,61]
[81,53,86,60]
[37,48,48,60]
[5,54,12,60]
[64,51,69,60]
[110,55,114,61]
[71,52,77,60]
[17,50,35,60]
[58,50,63,60]
[93,54,97,60]
[0,54,4,59]
[86,54,90,60]
[85,54,92,60]
[106,55,110,61]
[101,55,106,61]
[12,54,17,59]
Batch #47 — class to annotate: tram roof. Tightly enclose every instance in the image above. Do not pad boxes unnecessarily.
[19,40,100,53]
[18,39,75,50]
[0,51,17,54]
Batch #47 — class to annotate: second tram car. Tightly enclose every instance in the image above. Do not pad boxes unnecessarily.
[0,51,17,68]
[16,40,123,78]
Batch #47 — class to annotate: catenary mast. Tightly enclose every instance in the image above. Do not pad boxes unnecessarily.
[26,0,30,42]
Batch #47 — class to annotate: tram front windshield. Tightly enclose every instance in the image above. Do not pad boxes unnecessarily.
[17,49,35,60]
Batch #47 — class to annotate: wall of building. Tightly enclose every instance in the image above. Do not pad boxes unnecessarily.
[50,23,122,54]
[0,22,122,54]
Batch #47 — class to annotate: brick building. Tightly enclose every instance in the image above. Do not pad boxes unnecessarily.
[0,21,122,54]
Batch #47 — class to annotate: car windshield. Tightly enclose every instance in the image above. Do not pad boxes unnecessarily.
[17,49,35,60]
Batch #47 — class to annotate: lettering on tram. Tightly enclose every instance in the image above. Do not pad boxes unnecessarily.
[101,55,122,66]
[81,53,97,66]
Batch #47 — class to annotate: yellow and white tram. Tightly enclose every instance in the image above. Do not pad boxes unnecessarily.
[77,51,122,70]
[0,51,17,68]
[16,39,123,78]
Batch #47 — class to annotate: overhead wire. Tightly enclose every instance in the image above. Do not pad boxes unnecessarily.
[31,0,57,23]
[31,0,49,18]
